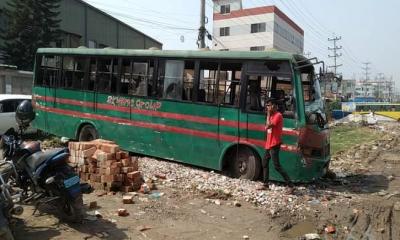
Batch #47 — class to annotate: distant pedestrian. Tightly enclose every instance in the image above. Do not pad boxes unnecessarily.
[260,98,293,193]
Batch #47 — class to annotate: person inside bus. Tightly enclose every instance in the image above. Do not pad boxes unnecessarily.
[260,98,294,193]
[274,89,286,114]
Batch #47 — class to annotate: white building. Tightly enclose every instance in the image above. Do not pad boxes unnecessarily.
[212,0,304,53]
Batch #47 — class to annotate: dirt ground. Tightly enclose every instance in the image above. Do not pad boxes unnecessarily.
[10,123,400,240]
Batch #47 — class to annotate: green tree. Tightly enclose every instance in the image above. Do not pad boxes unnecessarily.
[0,0,60,71]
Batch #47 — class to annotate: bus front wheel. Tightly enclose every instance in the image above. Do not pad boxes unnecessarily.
[229,147,261,180]
[78,125,98,141]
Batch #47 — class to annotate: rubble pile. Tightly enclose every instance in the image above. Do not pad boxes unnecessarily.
[68,139,143,192]
[137,156,352,215]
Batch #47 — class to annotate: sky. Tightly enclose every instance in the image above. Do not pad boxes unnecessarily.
[83,0,400,90]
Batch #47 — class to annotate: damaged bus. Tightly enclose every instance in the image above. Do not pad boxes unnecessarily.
[32,48,329,182]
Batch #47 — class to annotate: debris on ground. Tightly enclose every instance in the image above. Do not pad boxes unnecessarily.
[117,208,129,217]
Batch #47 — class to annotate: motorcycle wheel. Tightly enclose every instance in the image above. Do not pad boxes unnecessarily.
[57,194,84,223]
[0,226,14,240]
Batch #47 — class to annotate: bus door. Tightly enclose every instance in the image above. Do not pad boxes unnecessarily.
[217,62,243,164]
[242,61,297,177]
[94,58,119,139]
[80,57,95,114]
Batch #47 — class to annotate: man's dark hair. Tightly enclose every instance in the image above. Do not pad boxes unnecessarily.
[266,98,278,105]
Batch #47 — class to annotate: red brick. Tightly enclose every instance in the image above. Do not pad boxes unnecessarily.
[122,167,135,173]
[112,162,123,168]
[97,152,115,162]
[101,144,120,154]
[122,195,134,204]
[126,171,141,180]
[90,174,98,182]
[82,147,97,157]
[99,168,106,175]
[105,167,121,175]
[79,142,96,150]
[101,174,121,183]
[101,160,115,167]
[117,208,129,216]
[131,157,139,171]
[81,165,89,173]
[115,151,121,160]
[120,151,129,159]
[121,158,132,167]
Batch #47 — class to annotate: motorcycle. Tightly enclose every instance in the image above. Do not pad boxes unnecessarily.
[0,157,23,240]
[0,100,85,223]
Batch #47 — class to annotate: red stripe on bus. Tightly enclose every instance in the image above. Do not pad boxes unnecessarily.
[33,95,300,137]
[35,104,299,153]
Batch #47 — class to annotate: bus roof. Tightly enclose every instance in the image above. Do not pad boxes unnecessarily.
[37,48,298,61]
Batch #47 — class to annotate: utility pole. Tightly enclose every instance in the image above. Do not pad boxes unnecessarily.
[376,73,385,100]
[198,0,206,49]
[303,51,311,58]
[328,36,342,77]
[361,62,371,97]
[362,62,371,82]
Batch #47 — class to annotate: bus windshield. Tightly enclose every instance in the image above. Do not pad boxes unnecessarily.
[302,71,324,113]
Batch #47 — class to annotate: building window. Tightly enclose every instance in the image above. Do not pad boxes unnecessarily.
[221,4,230,14]
[220,27,230,37]
[250,46,265,51]
[251,23,266,33]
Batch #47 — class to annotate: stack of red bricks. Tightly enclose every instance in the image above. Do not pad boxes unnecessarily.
[68,139,143,192]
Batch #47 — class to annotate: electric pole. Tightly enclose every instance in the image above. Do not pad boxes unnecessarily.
[303,51,311,58]
[198,0,206,49]
[361,62,371,97]
[376,72,385,100]
[362,62,371,82]
[328,36,342,76]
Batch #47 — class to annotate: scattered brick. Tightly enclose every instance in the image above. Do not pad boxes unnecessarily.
[117,208,129,217]
[122,195,134,204]
[89,201,97,209]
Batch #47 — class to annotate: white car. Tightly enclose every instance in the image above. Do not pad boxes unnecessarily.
[0,94,36,134]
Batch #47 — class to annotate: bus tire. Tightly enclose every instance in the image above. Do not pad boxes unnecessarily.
[78,125,98,141]
[229,147,261,180]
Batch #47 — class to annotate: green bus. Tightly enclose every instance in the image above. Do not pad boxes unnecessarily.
[32,48,330,182]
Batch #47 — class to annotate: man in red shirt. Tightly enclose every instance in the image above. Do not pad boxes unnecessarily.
[261,98,292,191]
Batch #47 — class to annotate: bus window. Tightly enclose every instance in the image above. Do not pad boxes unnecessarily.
[62,56,74,88]
[87,58,97,91]
[110,59,119,94]
[219,62,242,106]
[159,60,184,100]
[183,61,195,101]
[96,58,116,93]
[38,55,62,87]
[275,77,296,118]
[129,61,148,96]
[246,75,272,112]
[198,61,218,103]
[72,57,88,89]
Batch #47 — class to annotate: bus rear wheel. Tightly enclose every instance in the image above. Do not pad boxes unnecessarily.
[229,147,261,180]
[78,125,98,141]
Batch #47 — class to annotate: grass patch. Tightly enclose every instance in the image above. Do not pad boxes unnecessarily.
[330,125,384,155]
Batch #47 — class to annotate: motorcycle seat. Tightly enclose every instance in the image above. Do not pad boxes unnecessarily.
[25,148,67,170]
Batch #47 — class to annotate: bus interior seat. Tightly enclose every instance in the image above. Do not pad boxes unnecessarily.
[198,89,206,102]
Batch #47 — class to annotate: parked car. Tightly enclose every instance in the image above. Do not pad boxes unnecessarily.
[0,94,35,134]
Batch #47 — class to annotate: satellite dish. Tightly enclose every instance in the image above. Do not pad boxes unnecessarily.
[180,35,185,43]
